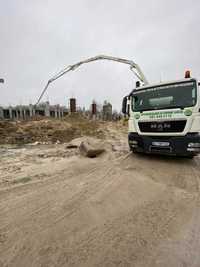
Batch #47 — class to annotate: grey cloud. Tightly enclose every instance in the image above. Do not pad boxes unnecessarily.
[0,0,200,110]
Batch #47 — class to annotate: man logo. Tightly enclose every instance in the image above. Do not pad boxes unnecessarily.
[164,123,171,128]
[150,122,171,131]
[158,124,163,130]
[150,123,157,129]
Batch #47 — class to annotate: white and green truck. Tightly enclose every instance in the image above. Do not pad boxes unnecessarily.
[122,72,200,157]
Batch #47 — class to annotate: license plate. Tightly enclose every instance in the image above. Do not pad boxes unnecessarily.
[152,141,170,147]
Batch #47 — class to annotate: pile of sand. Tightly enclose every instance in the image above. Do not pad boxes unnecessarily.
[0,114,104,145]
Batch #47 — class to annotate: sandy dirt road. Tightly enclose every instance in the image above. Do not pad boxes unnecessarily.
[0,124,200,267]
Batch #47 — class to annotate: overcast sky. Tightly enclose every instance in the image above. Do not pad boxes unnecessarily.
[0,0,200,110]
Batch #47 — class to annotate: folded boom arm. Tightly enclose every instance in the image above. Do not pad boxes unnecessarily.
[36,55,148,105]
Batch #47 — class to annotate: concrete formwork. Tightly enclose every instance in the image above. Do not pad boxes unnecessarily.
[103,102,112,121]
[0,102,68,120]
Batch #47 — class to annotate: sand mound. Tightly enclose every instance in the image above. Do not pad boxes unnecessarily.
[0,115,104,144]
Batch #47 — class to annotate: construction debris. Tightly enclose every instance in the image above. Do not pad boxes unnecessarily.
[0,115,104,145]
[66,144,78,149]
[79,138,105,158]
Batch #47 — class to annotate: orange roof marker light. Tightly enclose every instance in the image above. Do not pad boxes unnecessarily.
[185,70,191,78]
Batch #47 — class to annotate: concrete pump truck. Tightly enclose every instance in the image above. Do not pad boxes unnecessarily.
[36,55,200,157]
[122,71,200,158]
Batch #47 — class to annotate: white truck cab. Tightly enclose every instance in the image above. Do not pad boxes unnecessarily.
[122,72,200,157]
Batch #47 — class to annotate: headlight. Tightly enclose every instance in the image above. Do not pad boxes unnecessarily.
[188,143,200,148]
[129,140,138,144]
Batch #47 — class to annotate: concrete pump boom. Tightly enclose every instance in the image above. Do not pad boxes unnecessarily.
[36,55,148,105]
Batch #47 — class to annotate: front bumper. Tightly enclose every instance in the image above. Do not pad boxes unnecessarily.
[128,132,200,156]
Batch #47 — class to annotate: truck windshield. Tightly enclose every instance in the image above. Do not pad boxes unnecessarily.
[132,81,197,112]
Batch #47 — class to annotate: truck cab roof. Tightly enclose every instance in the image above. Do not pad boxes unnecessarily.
[131,78,198,94]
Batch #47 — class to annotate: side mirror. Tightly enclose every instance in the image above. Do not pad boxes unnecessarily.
[122,96,127,114]
[122,96,130,117]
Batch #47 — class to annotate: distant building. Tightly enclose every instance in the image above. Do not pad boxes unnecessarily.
[102,101,112,121]
[0,102,68,120]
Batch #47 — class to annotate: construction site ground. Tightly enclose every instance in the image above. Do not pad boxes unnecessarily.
[0,117,200,267]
